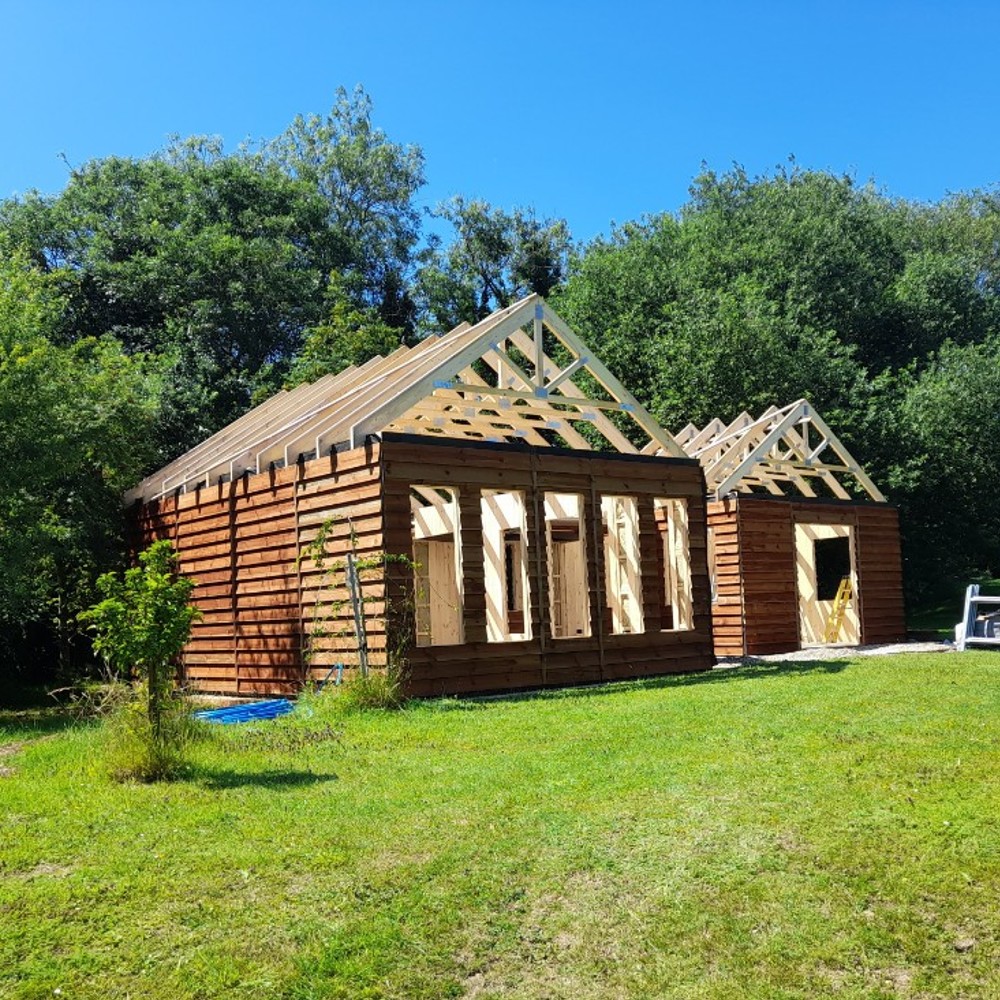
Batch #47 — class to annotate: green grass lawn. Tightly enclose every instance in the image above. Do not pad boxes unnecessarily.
[3,652,1000,999]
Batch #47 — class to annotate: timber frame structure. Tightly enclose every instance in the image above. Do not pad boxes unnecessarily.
[129,296,715,697]
[671,401,906,656]
[127,296,683,506]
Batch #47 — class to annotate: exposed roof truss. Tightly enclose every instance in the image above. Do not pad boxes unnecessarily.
[378,296,681,458]
[127,295,682,504]
[667,400,885,501]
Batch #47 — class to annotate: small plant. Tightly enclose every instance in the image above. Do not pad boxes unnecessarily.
[298,517,415,711]
[101,695,202,781]
[78,539,201,780]
[336,669,407,713]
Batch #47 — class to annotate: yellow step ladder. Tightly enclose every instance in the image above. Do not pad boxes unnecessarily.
[824,577,853,643]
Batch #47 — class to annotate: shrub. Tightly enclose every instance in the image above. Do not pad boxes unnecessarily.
[78,540,201,780]
[335,668,407,712]
[102,688,201,781]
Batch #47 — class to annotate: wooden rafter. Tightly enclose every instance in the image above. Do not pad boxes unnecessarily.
[127,296,682,504]
[673,400,885,502]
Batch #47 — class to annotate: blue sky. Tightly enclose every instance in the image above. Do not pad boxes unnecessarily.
[3,1,999,242]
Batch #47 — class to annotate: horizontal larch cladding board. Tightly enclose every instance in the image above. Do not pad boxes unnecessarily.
[855,505,906,643]
[380,434,706,492]
[129,442,383,695]
[132,433,721,697]
[732,496,907,654]
[735,499,799,655]
[707,501,745,656]
[379,433,714,696]
[405,629,713,696]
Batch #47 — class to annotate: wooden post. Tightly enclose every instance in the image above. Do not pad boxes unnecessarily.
[528,462,550,682]
[638,497,663,632]
[586,478,607,678]
[228,480,240,695]
[533,302,545,384]
[293,461,308,683]
[345,553,370,676]
[382,479,416,674]
[458,489,487,643]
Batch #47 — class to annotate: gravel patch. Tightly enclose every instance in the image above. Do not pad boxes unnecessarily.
[717,640,953,667]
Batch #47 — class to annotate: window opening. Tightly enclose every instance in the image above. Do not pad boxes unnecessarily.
[482,490,531,642]
[503,530,525,633]
[411,486,463,646]
[655,498,693,631]
[600,495,644,634]
[544,492,591,638]
[815,536,851,601]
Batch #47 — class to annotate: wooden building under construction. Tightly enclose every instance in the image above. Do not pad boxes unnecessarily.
[127,296,716,697]
[672,402,906,657]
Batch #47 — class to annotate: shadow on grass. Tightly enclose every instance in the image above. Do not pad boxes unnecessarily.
[0,684,59,710]
[656,657,851,687]
[0,707,87,741]
[193,767,339,791]
[444,657,853,708]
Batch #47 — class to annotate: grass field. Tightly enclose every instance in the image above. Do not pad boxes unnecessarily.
[2,651,1000,999]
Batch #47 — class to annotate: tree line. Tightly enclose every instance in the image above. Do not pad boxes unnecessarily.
[3,86,998,680]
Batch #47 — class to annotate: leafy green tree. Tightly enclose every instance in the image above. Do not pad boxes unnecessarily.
[0,251,160,677]
[0,144,328,457]
[79,539,201,780]
[554,206,870,432]
[285,272,403,387]
[417,197,572,330]
[266,86,426,330]
[557,163,1000,596]
[892,337,1000,589]
[0,91,427,460]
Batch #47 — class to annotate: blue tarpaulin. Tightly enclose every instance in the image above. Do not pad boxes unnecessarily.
[194,699,294,725]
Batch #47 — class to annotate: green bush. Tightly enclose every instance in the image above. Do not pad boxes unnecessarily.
[102,686,200,781]
[334,669,407,713]
[78,540,201,781]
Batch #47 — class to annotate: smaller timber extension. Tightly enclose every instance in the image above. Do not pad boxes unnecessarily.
[127,295,715,697]
[673,401,906,657]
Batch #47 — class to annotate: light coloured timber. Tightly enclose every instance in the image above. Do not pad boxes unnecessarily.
[672,400,886,502]
[538,304,684,457]
[505,329,639,453]
[292,310,518,458]
[131,295,682,505]
[399,399,592,449]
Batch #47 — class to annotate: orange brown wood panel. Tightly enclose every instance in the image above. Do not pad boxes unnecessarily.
[707,499,745,656]
[854,505,906,643]
[704,496,907,657]
[131,444,384,696]
[381,434,715,697]
[132,434,719,699]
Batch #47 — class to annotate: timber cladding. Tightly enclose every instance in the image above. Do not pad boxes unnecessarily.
[132,441,386,697]
[380,434,715,697]
[706,496,906,657]
[131,435,716,698]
